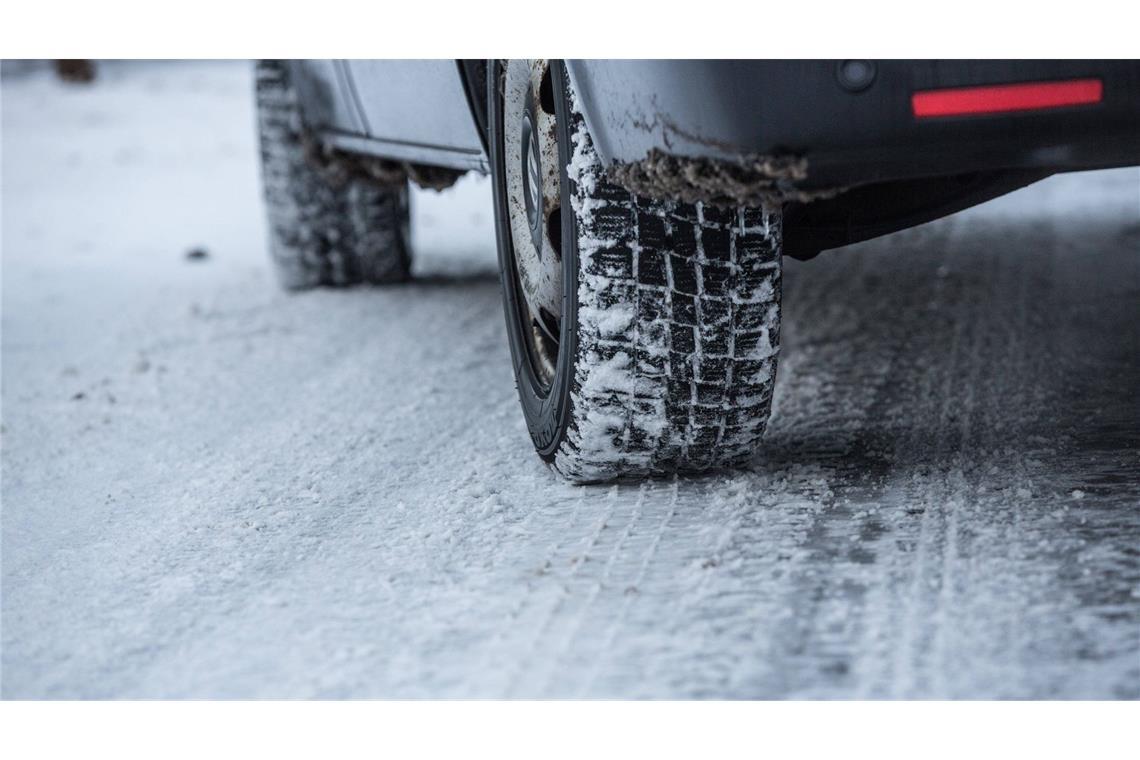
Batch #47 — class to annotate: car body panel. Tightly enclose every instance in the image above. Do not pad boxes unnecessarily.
[342,60,487,171]
[565,59,1140,189]
[291,58,1138,255]
[291,59,367,135]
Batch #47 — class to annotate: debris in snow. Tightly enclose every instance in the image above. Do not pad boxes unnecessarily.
[185,247,210,261]
[55,60,96,84]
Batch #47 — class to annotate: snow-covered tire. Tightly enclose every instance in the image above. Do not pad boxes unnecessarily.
[255,60,411,289]
[491,61,782,483]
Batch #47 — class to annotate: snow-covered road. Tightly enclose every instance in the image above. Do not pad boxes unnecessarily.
[3,61,1138,699]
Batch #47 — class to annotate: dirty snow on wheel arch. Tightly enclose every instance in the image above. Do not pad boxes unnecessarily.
[2,61,1138,698]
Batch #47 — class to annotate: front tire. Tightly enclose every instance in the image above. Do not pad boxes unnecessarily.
[491,60,783,482]
[255,60,412,290]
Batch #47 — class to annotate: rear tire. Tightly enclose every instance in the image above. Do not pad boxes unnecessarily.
[492,61,783,482]
[255,60,411,289]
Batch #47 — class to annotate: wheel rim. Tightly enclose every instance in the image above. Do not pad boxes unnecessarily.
[504,59,563,390]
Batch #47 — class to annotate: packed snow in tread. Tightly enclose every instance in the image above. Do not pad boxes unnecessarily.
[555,87,782,481]
[2,61,1138,699]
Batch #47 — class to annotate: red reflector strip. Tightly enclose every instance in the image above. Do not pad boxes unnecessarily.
[912,78,1103,118]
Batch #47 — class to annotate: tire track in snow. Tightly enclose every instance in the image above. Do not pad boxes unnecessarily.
[887,216,975,697]
[465,487,591,696]
[503,485,623,696]
[748,247,921,696]
[577,476,680,696]
[534,482,651,696]
[833,219,957,697]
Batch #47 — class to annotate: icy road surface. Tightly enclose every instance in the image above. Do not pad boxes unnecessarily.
[3,62,1139,699]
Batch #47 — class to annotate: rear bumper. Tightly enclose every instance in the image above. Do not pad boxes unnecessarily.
[566,60,1140,191]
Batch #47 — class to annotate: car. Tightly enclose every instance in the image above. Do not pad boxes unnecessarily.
[254,59,1140,483]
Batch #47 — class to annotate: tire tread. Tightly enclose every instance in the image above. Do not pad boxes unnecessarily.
[553,105,781,482]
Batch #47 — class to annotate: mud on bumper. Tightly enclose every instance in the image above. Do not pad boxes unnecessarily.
[567,59,1140,191]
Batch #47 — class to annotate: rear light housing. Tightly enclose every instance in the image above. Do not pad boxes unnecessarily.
[912,78,1104,119]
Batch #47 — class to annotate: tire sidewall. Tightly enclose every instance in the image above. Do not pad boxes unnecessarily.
[490,60,578,460]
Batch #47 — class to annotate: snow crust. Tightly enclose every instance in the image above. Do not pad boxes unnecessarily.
[3,61,1138,699]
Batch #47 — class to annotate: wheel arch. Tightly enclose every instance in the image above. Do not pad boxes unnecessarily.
[458,60,490,157]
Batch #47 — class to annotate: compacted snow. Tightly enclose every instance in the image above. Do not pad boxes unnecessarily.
[2,61,1138,699]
